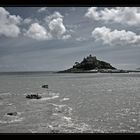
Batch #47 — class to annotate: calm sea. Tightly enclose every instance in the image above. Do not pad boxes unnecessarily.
[0,72,140,133]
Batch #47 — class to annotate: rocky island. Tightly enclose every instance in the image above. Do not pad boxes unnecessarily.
[58,54,129,73]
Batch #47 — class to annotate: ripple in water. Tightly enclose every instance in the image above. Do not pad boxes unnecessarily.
[40,96,59,101]
[30,103,92,133]
[60,98,70,102]
[0,112,24,124]
[0,92,11,96]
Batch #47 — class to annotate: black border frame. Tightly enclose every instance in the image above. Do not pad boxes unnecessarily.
[0,0,140,136]
[0,0,140,6]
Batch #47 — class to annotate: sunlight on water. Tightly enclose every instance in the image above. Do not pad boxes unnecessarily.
[0,72,140,133]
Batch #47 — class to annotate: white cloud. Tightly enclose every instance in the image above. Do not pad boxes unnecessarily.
[92,26,140,46]
[85,7,140,26]
[85,7,100,20]
[44,11,63,23]
[25,23,52,40]
[44,11,71,40]
[61,34,71,40]
[38,7,47,13]
[0,24,21,38]
[9,15,22,25]
[23,18,32,24]
[0,7,22,37]
[48,18,66,38]
[24,11,71,41]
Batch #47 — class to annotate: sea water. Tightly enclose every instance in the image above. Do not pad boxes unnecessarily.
[0,72,140,133]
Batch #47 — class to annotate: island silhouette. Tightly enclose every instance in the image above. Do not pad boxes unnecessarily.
[58,54,138,73]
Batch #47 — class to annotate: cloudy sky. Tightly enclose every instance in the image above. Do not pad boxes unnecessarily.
[0,7,140,72]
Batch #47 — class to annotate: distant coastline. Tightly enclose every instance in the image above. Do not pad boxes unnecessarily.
[0,71,56,75]
[57,69,140,73]
[0,70,140,75]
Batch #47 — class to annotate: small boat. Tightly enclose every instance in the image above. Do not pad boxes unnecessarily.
[26,94,42,99]
[42,85,48,88]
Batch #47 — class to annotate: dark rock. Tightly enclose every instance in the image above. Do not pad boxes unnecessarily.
[42,85,48,88]
[7,112,18,116]
[26,94,42,99]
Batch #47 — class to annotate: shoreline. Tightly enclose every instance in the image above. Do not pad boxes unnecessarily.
[57,70,140,74]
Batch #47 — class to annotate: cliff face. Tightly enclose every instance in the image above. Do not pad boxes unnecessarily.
[59,55,116,73]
